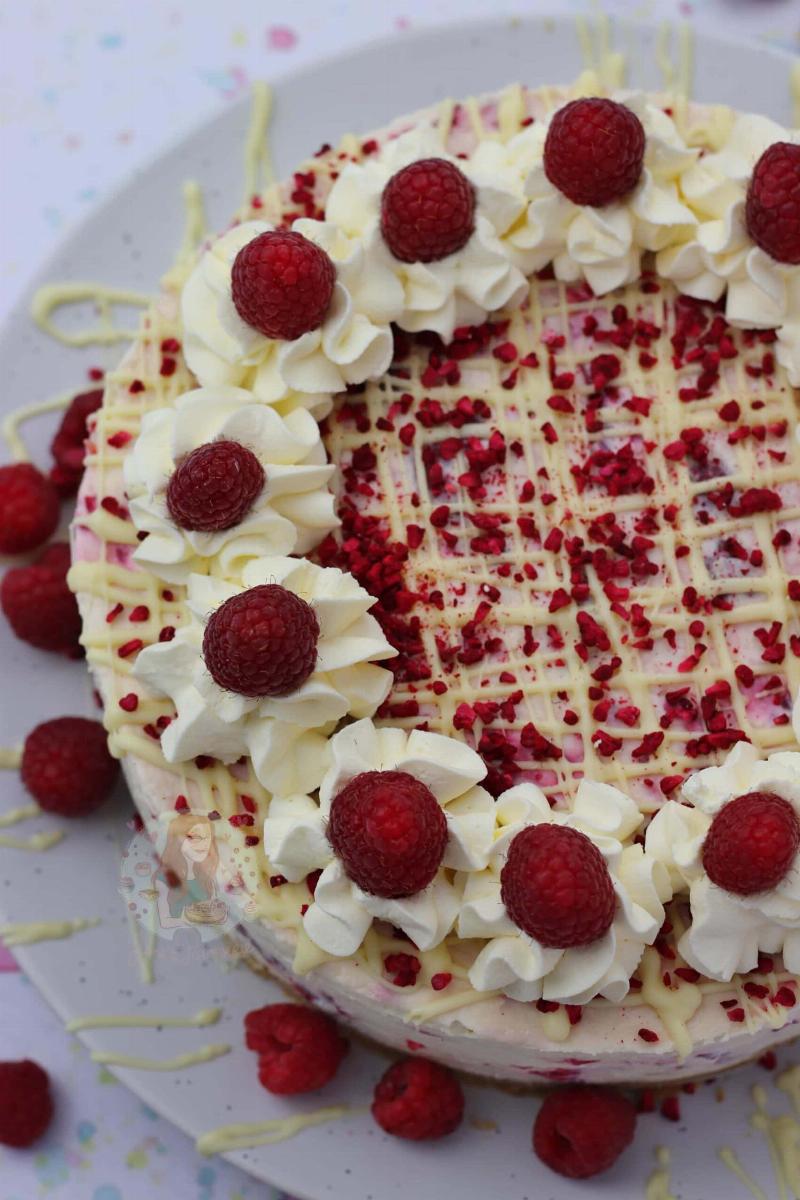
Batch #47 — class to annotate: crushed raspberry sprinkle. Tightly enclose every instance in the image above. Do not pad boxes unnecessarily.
[501,824,616,948]
[381,158,475,263]
[327,770,447,898]
[202,584,319,697]
[544,98,645,207]
[21,716,119,817]
[231,229,335,340]
[702,790,800,895]
[371,1057,464,1140]
[244,1004,347,1094]
[533,1086,636,1179]
[166,440,265,532]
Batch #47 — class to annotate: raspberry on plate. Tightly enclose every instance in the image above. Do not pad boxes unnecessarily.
[327,769,448,898]
[371,1057,464,1140]
[231,229,335,340]
[702,790,800,895]
[202,583,319,697]
[244,1003,347,1095]
[0,1060,54,1148]
[380,158,475,263]
[533,1086,636,1178]
[1,542,82,655]
[0,464,60,555]
[501,824,616,947]
[49,388,103,496]
[166,439,265,531]
[745,142,800,264]
[544,97,645,207]
[21,716,119,817]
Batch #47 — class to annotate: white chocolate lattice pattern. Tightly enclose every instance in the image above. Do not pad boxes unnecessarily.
[322,274,800,811]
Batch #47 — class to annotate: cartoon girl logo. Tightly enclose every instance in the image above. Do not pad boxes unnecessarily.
[120,809,248,947]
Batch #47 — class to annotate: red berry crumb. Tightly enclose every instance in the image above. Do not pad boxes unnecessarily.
[202,584,319,697]
[166,440,265,532]
[533,1086,636,1179]
[244,1003,347,1095]
[745,142,800,265]
[231,229,335,340]
[371,1057,464,1140]
[1,542,82,655]
[21,716,119,816]
[0,464,59,554]
[702,790,800,895]
[501,824,616,947]
[49,388,103,495]
[380,158,475,263]
[328,770,447,898]
[0,1060,54,1148]
[544,98,645,207]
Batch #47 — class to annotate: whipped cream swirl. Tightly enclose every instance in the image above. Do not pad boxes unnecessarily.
[132,559,396,795]
[124,386,338,585]
[646,742,800,981]
[656,113,800,385]
[324,126,528,341]
[181,220,394,416]
[263,718,495,957]
[459,780,669,1004]
[514,92,698,293]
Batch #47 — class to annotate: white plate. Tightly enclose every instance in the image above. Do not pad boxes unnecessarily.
[1,15,798,1200]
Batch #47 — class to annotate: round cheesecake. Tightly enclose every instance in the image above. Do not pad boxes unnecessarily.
[69,79,800,1087]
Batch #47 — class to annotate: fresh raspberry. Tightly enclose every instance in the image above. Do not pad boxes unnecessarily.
[0,1060,54,1148]
[244,1003,347,1095]
[745,142,800,264]
[1,542,82,656]
[166,440,265,532]
[49,388,103,496]
[501,824,616,947]
[533,1086,636,1179]
[328,770,447,898]
[0,464,60,555]
[380,158,475,263]
[202,583,319,697]
[21,716,119,817]
[371,1057,464,1140]
[544,98,645,207]
[231,229,335,340]
[702,790,800,895]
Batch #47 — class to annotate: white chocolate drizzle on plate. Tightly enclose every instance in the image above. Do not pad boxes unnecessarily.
[67,1005,221,1032]
[90,1043,230,1071]
[2,393,74,462]
[0,747,22,770]
[645,1146,677,1200]
[0,918,100,947]
[196,1105,353,1157]
[30,282,150,347]
[0,804,38,828]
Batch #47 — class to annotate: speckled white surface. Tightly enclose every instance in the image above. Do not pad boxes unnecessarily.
[1,7,800,1200]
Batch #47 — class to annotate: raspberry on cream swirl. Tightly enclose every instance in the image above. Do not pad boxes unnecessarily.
[459,780,669,1005]
[324,126,528,341]
[517,93,698,293]
[124,387,338,585]
[646,742,800,981]
[181,220,394,414]
[656,113,800,385]
[132,560,396,795]
[262,718,495,956]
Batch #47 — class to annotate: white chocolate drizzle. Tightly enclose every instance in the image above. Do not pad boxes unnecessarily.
[2,394,74,462]
[196,1105,352,1156]
[67,1006,221,1032]
[90,1043,230,1070]
[0,918,100,946]
[30,282,150,347]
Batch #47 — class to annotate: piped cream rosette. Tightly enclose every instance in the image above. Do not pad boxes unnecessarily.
[655,112,800,386]
[646,742,800,981]
[459,780,669,1005]
[124,386,338,585]
[263,718,496,956]
[509,92,698,293]
[180,220,395,415]
[324,125,529,341]
[132,560,397,795]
